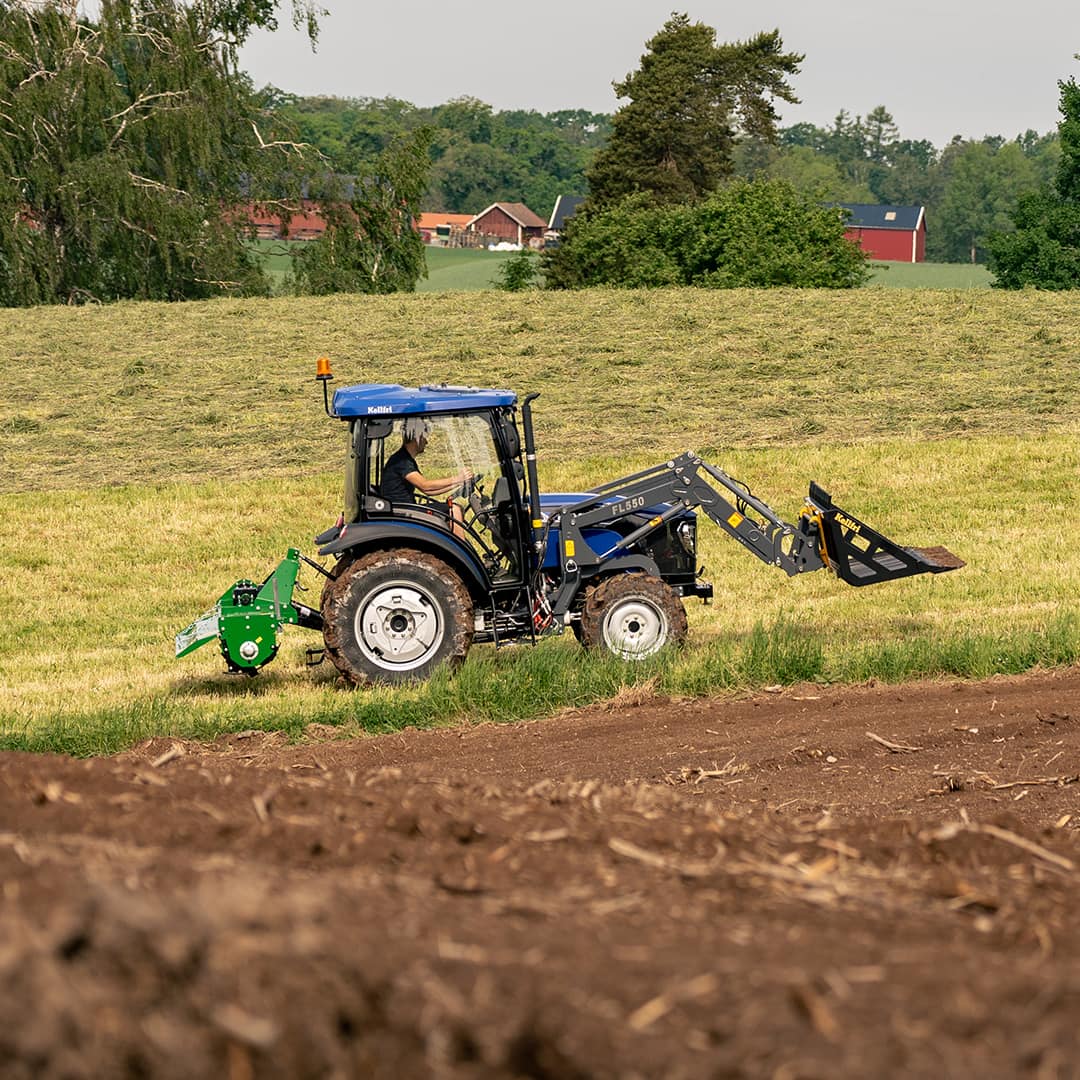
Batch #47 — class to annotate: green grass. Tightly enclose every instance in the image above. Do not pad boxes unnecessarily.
[251,240,520,294]
[3,288,1078,493]
[253,241,996,294]
[417,246,520,291]
[0,287,1077,754]
[867,261,994,289]
[252,237,295,290]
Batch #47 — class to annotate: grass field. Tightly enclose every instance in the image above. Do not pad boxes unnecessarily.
[1,287,1076,753]
[253,241,520,293]
[255,240,993,293]
[417,246,521,291]
[866,261,994,288]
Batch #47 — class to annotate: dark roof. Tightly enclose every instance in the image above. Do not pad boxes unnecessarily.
[835,204,925,231]
[548,194,584,230]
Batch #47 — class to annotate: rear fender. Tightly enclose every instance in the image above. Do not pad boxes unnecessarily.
[319,520,491,598]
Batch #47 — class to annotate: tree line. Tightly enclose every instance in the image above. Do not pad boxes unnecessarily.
[276,94,1061,267]
[267,92,609,224]
[1,2,1077,305]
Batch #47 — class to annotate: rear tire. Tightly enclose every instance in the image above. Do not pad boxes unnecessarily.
[579,573,687,660]
[322,549,473,685]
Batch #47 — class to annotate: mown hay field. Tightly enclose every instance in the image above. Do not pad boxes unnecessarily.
[1,287,1077,753]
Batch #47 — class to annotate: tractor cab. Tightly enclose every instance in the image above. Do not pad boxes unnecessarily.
[323,382,532,588]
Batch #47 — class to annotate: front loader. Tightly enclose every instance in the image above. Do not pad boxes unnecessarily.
[176,359,963,684]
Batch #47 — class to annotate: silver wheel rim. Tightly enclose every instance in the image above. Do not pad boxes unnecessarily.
[354,579,444,672]
[601,596,668,659]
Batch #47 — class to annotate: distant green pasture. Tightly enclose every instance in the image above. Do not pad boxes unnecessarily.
[868,261,994,289]
[251,240,520,294]
[253,240,994,294]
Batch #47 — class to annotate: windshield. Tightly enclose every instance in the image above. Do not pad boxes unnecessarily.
[356,411,521,576]
[417,413,499,481]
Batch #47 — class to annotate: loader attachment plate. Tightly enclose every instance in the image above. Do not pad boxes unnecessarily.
[906,546,967,571]
[805,483,964,587]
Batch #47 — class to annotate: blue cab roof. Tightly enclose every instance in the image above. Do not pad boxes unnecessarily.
[332,383,517,419]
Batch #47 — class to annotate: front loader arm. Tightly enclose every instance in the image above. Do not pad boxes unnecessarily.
[556,453,824,577]
[547,453,962,612]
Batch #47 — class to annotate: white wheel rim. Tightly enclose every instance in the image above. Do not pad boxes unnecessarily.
[355,580,444,671]
[602,596,668,659]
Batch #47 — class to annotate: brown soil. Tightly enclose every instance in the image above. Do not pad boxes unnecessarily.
[3,668,1080,1079]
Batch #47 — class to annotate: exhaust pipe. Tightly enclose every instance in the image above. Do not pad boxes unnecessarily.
[521,392,544,549]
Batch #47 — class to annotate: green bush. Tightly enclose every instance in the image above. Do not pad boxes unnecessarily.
[494,248,541,291]
[543,180,868,289]
[988,191,1080,289]
[989,77,1080,289]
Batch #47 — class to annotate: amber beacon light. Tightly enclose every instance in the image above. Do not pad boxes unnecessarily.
[316,356,335,415]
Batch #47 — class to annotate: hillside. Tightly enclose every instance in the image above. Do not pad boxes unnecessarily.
[3,287,1077,495]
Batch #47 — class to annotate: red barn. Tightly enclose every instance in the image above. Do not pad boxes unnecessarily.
[838,204,926,263]
[465,202,547,246]
[245,201,328,240]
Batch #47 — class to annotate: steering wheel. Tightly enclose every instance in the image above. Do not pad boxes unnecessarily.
[466,475,494,519]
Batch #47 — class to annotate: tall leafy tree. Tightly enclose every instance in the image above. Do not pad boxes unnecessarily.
[291,128,433,295]
[584,14,802,208]
[755,145,876,202]
[544,181,867,289]
[877,139,940,206]
[0,0,323,305]
[428,141,526,213]
[933,140,1036,263]
[989,74,1080,287]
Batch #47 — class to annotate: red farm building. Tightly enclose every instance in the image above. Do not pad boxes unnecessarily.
[838,204,926,263]
[245,201,328,240]
[465,202,547,247]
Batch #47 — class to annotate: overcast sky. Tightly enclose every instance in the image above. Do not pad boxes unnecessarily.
[236,1,1080,148]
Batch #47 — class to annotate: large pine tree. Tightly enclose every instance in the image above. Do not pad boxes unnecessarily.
[585,14,802,209]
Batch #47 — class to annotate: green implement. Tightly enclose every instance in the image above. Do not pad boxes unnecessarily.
[174,549,323,675]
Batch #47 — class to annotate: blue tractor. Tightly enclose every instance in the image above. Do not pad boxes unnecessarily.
[176,359,962,685]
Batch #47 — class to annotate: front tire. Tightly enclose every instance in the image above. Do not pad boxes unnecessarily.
[579,573,687,660]
[322,549,473,685]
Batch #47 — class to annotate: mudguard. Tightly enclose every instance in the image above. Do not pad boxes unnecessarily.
[317,520,492,597]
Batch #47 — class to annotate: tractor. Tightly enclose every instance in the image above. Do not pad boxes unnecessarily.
[176,358,963,684]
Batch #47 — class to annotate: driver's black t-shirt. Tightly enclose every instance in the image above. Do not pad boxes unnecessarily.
[380,446,420,505]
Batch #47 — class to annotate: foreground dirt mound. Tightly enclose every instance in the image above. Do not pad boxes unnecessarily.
[1,669,1079,1078]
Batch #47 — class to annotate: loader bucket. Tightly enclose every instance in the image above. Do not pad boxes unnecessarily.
[805,482,965,587]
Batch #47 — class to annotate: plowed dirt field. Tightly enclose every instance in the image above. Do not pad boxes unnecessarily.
[3,668,1080,1079]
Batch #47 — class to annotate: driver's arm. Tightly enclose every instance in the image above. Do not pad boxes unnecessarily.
[404,468,470,497]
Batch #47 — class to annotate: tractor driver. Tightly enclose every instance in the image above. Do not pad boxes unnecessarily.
[381,417,471,537]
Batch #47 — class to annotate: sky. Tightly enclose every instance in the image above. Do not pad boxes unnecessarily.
[235,1,1080,148]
